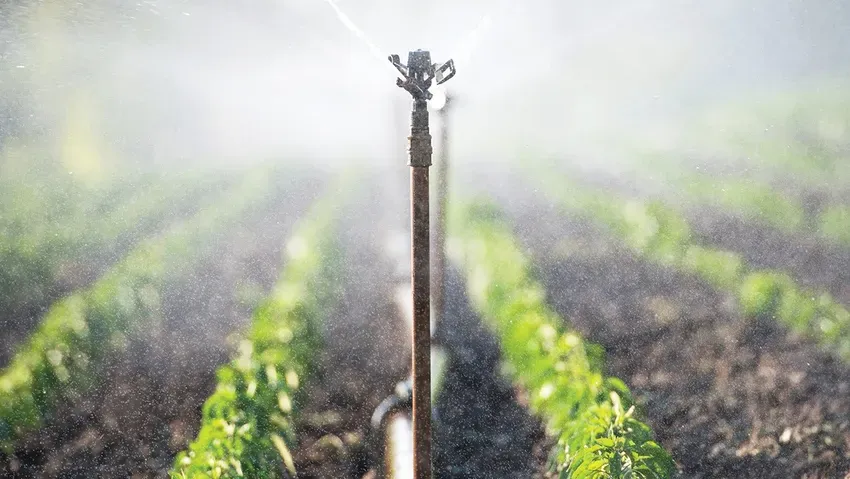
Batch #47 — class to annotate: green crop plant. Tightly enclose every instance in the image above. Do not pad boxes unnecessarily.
[680,246,744,291]
[739,272,850,359]
[682,178,805,233]
[449,199,675,479]
[548,149,850,250]
[0,163,292,452]
[170,177,351,479]
[546,154,812,239]
[532,167,850,364]
[819,205,850,245]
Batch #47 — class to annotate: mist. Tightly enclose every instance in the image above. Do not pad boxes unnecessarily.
[2,0,848,174]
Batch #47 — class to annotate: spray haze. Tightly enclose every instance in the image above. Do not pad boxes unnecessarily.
[1,0,849,172]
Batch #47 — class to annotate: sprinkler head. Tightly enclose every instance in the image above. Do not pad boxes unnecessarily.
[389,50,456,101]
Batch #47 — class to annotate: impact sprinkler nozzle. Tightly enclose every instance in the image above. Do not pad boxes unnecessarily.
[389,50,456,100]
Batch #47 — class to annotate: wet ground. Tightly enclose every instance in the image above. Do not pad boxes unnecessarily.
[433,268,546,479]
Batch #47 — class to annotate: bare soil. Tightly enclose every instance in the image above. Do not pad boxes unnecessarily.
[432,268,546,478]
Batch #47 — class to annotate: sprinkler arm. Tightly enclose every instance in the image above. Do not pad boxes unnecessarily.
[389,51,457,100]
[434,60,456,85]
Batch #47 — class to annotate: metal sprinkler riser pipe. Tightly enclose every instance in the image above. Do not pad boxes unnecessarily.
[410,166,431,478]
[409,99,432,167]
[387,48,456,479]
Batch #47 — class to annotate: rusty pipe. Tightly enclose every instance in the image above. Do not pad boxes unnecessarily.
[385,49,455,477]
[409,95,432,479]
[410,169,431,478]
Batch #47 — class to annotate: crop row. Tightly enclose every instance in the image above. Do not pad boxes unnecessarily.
[582,83,850,244]
[532,169,850,363]
[653,80,850,189]
[448,199,675,478]
[0,163,294,452]
[170,180,349,479]
[543,153,850,247]
[0,167,234,314]
[645,160,850,245]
